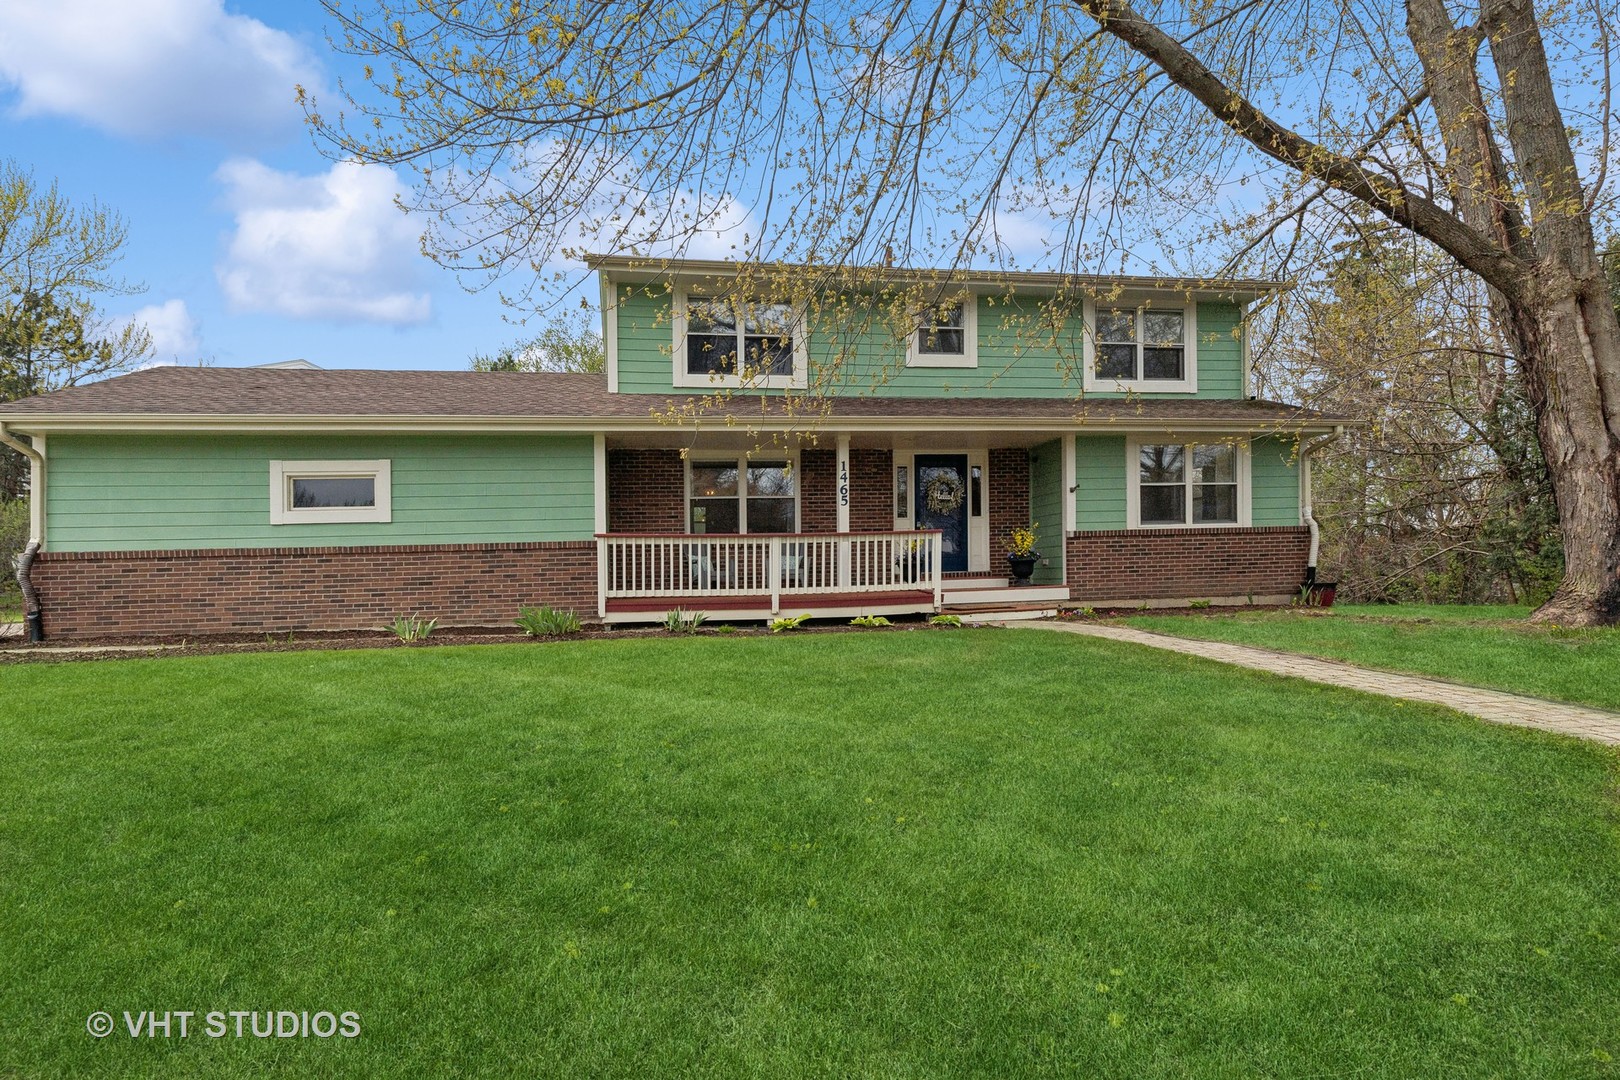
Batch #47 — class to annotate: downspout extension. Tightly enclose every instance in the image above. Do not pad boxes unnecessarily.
[0,423,45,642]
[1299,425,1344,589]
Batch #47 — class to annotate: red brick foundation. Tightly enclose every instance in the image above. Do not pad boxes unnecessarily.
[1066,527,1310,601]
[31,541,598,638]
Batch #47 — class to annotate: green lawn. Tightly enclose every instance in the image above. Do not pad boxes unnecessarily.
[1120,604,1620,713]
[3,631,1618,1078]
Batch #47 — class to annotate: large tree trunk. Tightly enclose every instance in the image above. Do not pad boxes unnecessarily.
[1511,273,1620,624]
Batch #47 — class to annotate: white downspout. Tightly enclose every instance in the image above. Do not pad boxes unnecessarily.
[0,422,46,640]
[1299,425,1343,582]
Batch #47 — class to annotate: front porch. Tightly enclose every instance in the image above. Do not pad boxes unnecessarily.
[597,432,1071,622]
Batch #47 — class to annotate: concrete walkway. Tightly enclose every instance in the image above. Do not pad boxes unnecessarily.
[1023,620,1620,746]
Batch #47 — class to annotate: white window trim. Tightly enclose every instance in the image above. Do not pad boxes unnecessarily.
[905,292,978,369]
[1082,298,1199,394]
[671,288,809,390]
[270,459,392,525]
[1125,438,1250,528]
[685,452,802,534]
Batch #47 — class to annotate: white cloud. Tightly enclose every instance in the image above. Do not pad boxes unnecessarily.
[0,0,319,142]
[215,158,431,324]
[117,299,201,361]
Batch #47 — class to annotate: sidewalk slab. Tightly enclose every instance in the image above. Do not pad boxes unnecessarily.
[1022,621,1620,747]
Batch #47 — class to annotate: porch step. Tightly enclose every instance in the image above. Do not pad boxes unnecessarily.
[946,602,1064,624]
[942,584,1070,606]
[943,575,1011,590]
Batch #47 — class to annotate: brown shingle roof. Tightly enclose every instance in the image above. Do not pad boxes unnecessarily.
[0,367,1353,427]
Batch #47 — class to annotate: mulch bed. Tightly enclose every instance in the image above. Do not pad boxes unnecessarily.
[0,618,978,664]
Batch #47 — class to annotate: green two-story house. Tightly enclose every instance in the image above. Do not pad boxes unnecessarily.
[0,256,1349,638]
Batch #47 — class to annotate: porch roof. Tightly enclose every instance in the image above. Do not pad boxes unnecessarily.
[0,367,1355,433]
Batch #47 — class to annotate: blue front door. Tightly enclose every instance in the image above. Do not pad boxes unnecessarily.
[914,454,969,573]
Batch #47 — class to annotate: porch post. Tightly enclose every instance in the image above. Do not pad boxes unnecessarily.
[1061,433,1075,587]
[594,435,608,618]
[835,434,851,589]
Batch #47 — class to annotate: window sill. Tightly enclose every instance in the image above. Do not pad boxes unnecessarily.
[1088,377,1197,394]
[904,353,978,369]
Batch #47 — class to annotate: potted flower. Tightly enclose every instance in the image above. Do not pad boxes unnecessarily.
[1006,523,1041,585]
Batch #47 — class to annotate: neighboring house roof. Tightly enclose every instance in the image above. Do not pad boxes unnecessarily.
[0,367,1353,432]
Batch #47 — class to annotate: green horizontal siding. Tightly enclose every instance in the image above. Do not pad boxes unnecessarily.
[614,285,1246,400]
[1075,436,1127,530]
[1194,303,1244,399]
[47,433,596,552]
[1027,439,1065,585]
[1251,435,1302,526]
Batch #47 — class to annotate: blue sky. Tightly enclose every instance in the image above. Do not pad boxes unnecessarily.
[0,0,582,371]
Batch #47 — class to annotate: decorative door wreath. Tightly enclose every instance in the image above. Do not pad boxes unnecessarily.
[923,471,966,514]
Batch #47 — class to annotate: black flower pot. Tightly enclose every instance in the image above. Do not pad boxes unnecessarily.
[1007,553,1039,585]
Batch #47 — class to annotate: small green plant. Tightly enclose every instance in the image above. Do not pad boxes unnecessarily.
[390,613,438,642]
[850,615,892,628]
[769,613,812,633]
[662,608,709,633]
[516,605,583,636]
[1189,599,1212,610]
[714,624,738,635]
[1079,606,1096,618]
[928,614,963,628]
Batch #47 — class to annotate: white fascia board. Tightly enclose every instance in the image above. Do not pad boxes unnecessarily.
[2,414,1347,437]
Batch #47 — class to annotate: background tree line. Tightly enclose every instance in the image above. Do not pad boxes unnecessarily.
[1,159,153,602]
[1258,221,1579,606]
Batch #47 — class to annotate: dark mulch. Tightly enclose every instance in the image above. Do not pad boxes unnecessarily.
[0,617,973,664]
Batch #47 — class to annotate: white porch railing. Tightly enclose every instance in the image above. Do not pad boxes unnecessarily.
[597,530,944,616]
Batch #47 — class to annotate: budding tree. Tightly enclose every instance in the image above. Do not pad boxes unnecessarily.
[310,0,1620,624]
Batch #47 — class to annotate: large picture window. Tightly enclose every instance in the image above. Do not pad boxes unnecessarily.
[679,294,803,387]
[689,458,797,534]
[269,459,392,525]
[1133,442,1242,526]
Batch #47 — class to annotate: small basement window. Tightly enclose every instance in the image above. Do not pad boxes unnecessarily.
[270,460,392,524]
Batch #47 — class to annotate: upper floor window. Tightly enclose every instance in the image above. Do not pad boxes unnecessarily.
[676,293,805,389]
[906,294,977,368]
[1085,301,1198,393]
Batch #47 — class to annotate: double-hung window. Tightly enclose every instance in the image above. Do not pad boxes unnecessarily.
[1086,302,1197,392]
[1133,442,1243,526]
[906,293,977,368]
[689,458,797,534]
[679,294,803,388]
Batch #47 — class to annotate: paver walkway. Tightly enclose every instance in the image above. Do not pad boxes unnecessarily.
[1023,620,1620,746]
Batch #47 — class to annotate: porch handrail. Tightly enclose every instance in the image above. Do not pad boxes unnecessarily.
[598,530,943,612]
